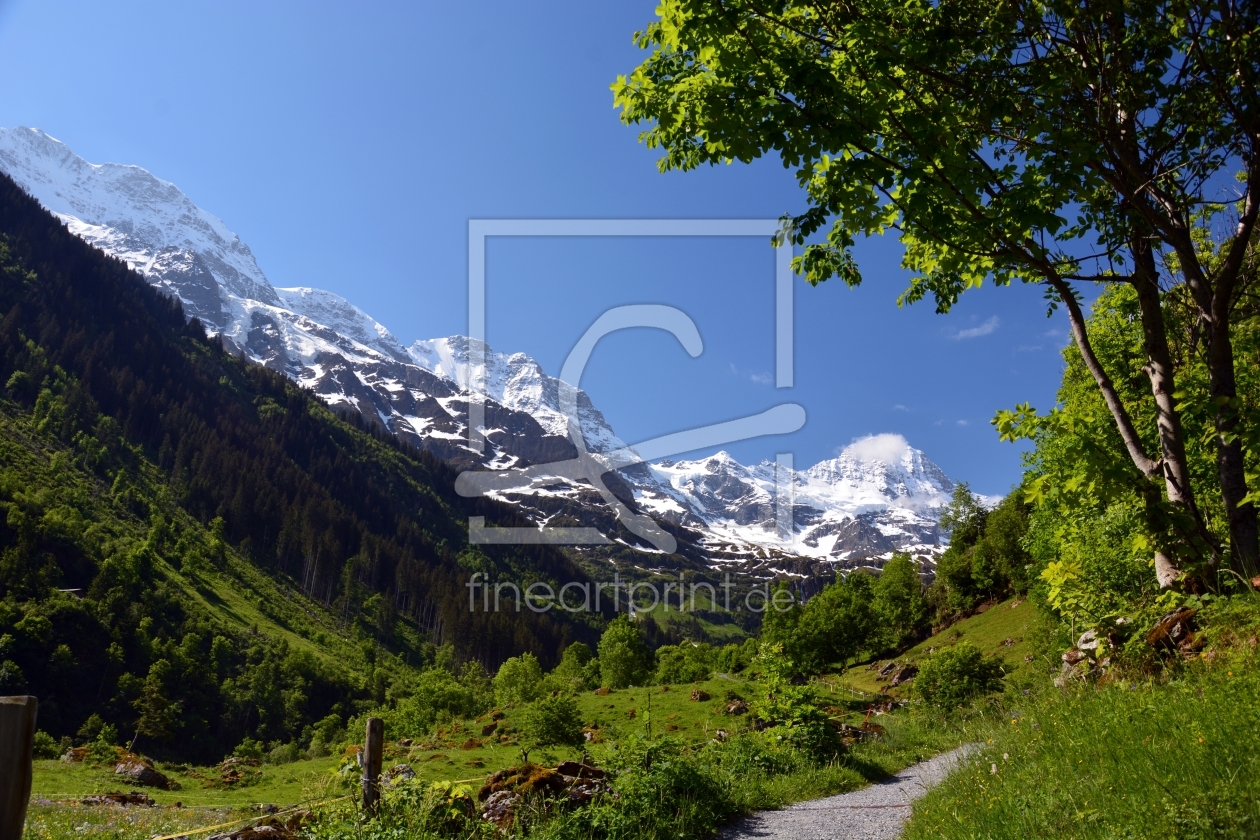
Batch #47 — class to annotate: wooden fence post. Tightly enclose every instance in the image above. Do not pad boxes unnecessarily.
[0,695,37,840]
[362,717,383,814]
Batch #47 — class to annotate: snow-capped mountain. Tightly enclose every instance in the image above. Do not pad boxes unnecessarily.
[0,125,958,569]
[644,434,953,565]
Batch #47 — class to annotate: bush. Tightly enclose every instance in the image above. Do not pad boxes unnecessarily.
[913,642,1004,709]
[521,694,584,747]
[268,741,301,764]
[233,737,265,761]
[494,653,544,705]
[32,730,59,759]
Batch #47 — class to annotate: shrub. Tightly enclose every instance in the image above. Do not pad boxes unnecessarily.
[913,642,1004,709]
[521,694,584,747]
[233,737,265,761]
[32,730,59,759]
[268,741,301,764]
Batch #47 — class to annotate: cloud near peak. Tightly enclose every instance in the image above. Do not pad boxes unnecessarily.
[842,432,911,465]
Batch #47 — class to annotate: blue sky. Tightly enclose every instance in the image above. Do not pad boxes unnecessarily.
[0,0,1073,495]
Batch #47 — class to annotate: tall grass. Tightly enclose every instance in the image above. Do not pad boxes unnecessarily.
[904,647,1260,840]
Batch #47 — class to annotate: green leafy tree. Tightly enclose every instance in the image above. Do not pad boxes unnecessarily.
[615,0,1260,581]
[520,693,584,747]
[762,574,877,674]
[598,616,653,689]
[133,659,180,744]
[542,642,599,693]
[1007,282,1260,624]
[654,642,715,684]
[872,554,929,650]
[493,653,544,706]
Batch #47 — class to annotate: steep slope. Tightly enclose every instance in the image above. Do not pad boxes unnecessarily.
[0,169,605,758]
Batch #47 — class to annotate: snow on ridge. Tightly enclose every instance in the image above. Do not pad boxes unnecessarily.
[406,336,624,452]
[0,126,277,310]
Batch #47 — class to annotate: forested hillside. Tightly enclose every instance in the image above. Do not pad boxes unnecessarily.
[0,171,604,762]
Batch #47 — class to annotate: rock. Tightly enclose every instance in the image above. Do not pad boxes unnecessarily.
[690,689,711,702]
[207,812,311,840]
[1145,607,1197,650]
[114,756,171,790]
[660,685,669,692]
[460,737,482,750]
[887,666,914,686]
[665,724,678,731]
[383,764,415,787]
[554,761,605,780]
[593,687,610,696]
[481,722,498,736]
[889,664,918,687]
[626,708,636,719]
[396,738,412,748]
[82,791,155,807]
[1062,647,1088,666]
[723,699,750,716]
[712,729,730,743]
[481,790,519,830]
[1076,629,1101,651]
[877,661,899,678]
[1251,574,1260,590]
[1001,637,1016,647]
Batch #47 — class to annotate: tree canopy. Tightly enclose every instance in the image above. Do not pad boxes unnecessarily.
[615,0,1260,583]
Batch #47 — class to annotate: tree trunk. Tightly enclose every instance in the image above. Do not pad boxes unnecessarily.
[1206,276,1260,578]
[1131,259,1215,571]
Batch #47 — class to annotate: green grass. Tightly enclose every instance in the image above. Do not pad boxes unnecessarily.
[836,598,1044,697]
[903,608,1260,839]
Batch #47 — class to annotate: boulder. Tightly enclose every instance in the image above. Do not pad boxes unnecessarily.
[82,791,155,807]
[689,689,711,702]
[1076,629,1101,651]
[593,687,611,696]
[1062,647,1088,666]
[383,764,415,788]
[723,699,749,716]
[481,721,498,736]
[114,756,171,790]
[481,790,519,831]
[888,664,918,687]
[460,737,482,750]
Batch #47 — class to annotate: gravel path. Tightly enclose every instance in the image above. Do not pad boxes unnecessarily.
[717,745,975,840]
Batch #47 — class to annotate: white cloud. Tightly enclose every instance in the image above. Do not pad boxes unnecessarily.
[956,419,970,426]
[893,404,909,412]
[842,433,911,465]
[729,362,772,385]
[953,316,1000,340]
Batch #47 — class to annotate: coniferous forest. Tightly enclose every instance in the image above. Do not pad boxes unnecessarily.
[0,171,605,762]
